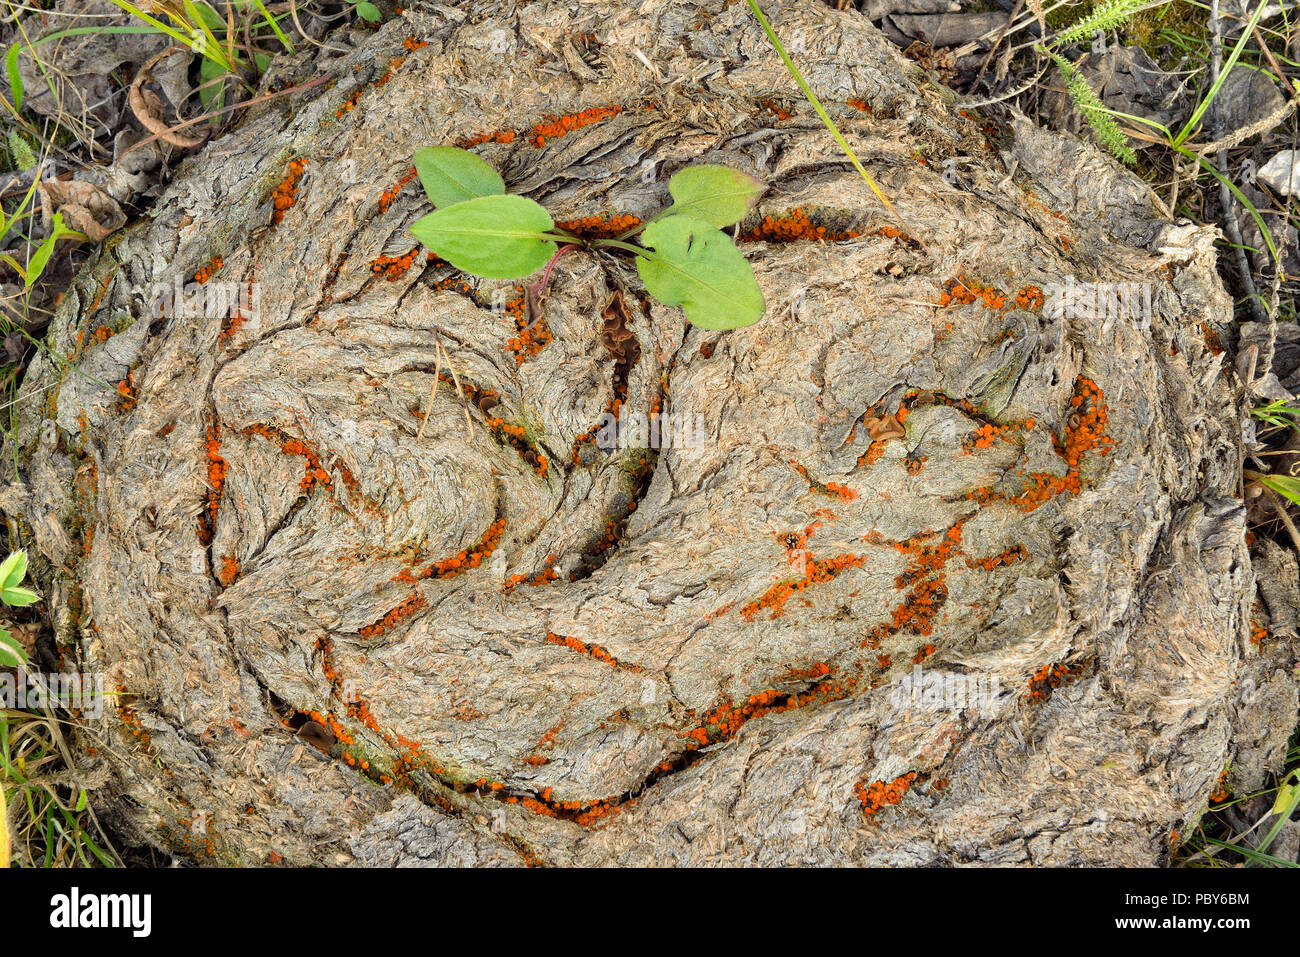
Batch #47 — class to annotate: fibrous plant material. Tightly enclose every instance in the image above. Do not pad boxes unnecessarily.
[1,0,1294,868]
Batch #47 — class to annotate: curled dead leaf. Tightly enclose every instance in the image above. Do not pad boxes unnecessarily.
[865,413,906,442]
[129,48,209,150]
[36,179,126,243]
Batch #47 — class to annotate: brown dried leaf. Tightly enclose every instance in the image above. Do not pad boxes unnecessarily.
[37,179,126,243]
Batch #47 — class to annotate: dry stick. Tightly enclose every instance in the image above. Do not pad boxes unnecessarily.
[417,337,444,441]
[971,0,1026,92]
[1263,485,1300,554]
[1210,0,1269,330]
[118,74,333,161]
[287,0,354,54]
[439,338,473,436]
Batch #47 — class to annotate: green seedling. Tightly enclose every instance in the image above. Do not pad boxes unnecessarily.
[408,146,767,330]
[0,550,39,668]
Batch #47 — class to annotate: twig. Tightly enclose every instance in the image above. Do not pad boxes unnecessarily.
[1210,0,1269,328]
[1262,485,1300,554]
[416,335,443,441]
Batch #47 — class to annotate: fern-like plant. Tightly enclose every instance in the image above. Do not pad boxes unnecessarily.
[1053,0,1150,47]
[1043,49,1138,164]
[1040,0,1150,165]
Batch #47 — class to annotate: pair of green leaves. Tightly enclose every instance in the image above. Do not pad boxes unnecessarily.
[0,551,40,668]
[408,146,766,329]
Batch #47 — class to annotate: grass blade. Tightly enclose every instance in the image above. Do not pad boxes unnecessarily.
[744,0,912,237]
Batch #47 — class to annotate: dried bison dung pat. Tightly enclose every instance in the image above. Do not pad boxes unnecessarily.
[3,0,1290,868]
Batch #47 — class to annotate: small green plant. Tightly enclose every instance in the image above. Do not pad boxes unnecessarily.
[1247,469,1300,509]
[1035,0,1151,164]
[743,0,907,233]
[1251,399,1300,433]
[0,550,39,668]
[409,146,767,329]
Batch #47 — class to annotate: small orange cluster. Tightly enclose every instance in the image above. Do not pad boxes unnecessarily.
[299,707,355,748]
[967,543,1027,572]
[1015,286,1045,310]
[360,592,427,639]
[504,553,559,590]
[193,256,223,284]
[115,686,151,746]
[545,631,639,670]
[760,97,792,120]
[1250,621,1267,647]
[912,643,935,663]
[456,128,517,148]
[741,551,867,620]
[554,213,641,238]
[115,370,136,410]
[846,97,872,112]
[528,105,622,146]
[855,771,917,819]
[395,517,506,584]
[1208,771,1231,805]
[862,521,965,648]
[271,159,305,225]
[967,377,1112,512]
[485,415,549,477]
[379,166,418,212]
[824,481,857,501]
[371,247,422,279]
[742,207,860,242]
[781,662,832,681]
[789,458,858,501]
[403,36,428,51]
[682,676,855,749]
[218,554,239,586]
[961,413,1037,454]
[497,287,553,366]
[937,276,1005,309]
[1200,322,1224,356]
[241,423,332,493]
[199,419,227,545]
[336,88,364,117]
[1024,661,1081,702]
[904,452,927,475]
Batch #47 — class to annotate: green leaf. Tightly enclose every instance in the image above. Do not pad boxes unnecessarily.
[6,44,23,113]
[413,146,506,208]
[410,194,555,279]
[1,586,39,608]
[636,215,765,330]
[0,627,26,668]
[1259,474,1300,508]
[199,56,226,112]
[24,212,88,289]
[665,165,765,228]
[0,551,25,590]
[355,2,382,23]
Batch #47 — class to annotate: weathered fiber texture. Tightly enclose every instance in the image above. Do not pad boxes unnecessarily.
[3,0,1295,866]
